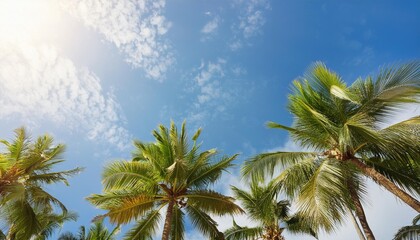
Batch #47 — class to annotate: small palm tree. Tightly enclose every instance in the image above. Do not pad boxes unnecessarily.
[243,62,420,240]
[0,127,82,240]
[224,180,317,240]
[393,214,420,240]
[87,121,243,240]
[31,209,78,240]
[58,220,120,240]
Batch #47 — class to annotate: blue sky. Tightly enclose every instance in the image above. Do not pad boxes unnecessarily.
[0,0,419,239]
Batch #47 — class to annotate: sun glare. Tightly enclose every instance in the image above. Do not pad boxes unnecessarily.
[0,0,57,42]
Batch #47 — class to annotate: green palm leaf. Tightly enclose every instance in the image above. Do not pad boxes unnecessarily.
[123,209,162,240]
[242,151,316,181]
[186,205,223,239]
[186,190,244,216]
[224,220,263,240]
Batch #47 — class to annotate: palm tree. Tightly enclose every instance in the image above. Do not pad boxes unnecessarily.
[393,214,420,240]
[0,127,82,240]
[224,180,317,240]
[31,209,78,240]
[87,121,243,240]
[243,62,420,240]
[58,220,120,240]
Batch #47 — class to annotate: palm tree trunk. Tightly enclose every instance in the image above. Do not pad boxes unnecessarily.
[162,200,175,240]
[349,158,420,212]
[348,183,375,240]
[347,207,366,240]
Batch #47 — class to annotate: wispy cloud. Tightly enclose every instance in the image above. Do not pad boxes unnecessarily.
[186,58,233,125]
[61,0,174,80]
[0,42,130,150]
[202,16,220,34]
[201,15,221,41]
[230,0,270,51]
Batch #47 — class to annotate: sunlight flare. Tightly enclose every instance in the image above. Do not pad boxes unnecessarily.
[0,0,58,42]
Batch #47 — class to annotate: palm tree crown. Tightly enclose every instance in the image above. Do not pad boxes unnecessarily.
[243,62,420,237]
[88,121,243,240]
[224,180,317,240]
[0,127,82,240]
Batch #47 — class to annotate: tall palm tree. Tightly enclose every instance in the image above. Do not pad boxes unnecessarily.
[58,220,120,240]
[224,180,317,240]
[87,121,243,240]
[393,214,420,240]
[243,62,420,240]
[0,127,82,240]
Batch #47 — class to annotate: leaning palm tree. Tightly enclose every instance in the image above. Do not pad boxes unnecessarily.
[393,214,420,240]
[224,180,317,240]
[0,127,82,240]
[243,62,420,240]
[87,121,243,240]
[58,220,120,240]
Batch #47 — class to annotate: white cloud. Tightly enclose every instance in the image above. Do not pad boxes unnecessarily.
[230,0,270,50]
[60,0,174,80]
[202,16,220,34]
[0,42,130,150]
[184,59,252,127]
[231,66,247,76]
[185,59,231,125]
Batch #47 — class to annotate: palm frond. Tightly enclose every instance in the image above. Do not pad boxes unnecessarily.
[6,200,41,240]
[296,159,352,232]
[186,190,244,216]
[188,154,238,188]
[224,220,263,240]
[364,156,420,196]
[413,214,420,225]
[123,208,162,240]
[170,120,188,164]
[132,141,167,179]
[231,184,274,224]
[28,168,83,186]
[34,211,78,240]
[266,121,297,132]
[286,214,318,239]
[356,61,420,122]
[271,156,317,199]
[185,148,217,182]
[152,124,175,169]
[166,158,188,191]
[28,186,68,213]
[106,224,121,240]
[186,204,224,239]
[86,190,149,208]
[57,232,79,240]
[242,151,316,181]
[99,194,161,224]
[7,127,30,162]
[101,161,157,191]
